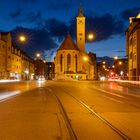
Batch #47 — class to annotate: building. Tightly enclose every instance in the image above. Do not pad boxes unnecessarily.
[126,13,140,80]
[0,32,35,80]
[46,62,55,80]
[0,32,11,79]
[113,58,128,79]
[88,52,98,80]
[54,6,96,80]
[34,59,47,80]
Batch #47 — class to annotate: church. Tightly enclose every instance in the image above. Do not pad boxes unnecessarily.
[54,6,96,80]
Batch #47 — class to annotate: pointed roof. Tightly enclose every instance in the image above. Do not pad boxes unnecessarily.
[77,5,84,17]
[58,34,79,51]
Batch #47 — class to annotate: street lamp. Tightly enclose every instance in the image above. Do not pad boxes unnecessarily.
[36,53,41,58]
[119,61,122,65]
[112,65,115,68]
[102,61,106,64]
[83,56,88,61]
[19,35,26,42]
[114,56,118,60]
[87,33,94,40]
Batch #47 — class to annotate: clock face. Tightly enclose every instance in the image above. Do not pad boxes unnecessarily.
[78,20,83,24]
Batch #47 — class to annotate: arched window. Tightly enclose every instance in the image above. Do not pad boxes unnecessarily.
[75,55,77,72]
[67,54,71,71]
[60,54,63,72]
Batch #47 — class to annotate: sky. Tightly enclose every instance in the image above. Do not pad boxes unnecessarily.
[0,0,140,61]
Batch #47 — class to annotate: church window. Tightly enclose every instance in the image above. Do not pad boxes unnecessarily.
[67,54,71,71]
[60,54,63,72]
[75,55,77,72]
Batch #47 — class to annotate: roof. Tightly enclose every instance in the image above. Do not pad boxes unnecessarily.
[58,34,79,51]
[77,5,84,17]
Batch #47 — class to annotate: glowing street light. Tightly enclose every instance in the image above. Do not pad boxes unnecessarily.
[19,35,26,42]
[119,61,122,65]
[112,65,115,68]
[120,71,124,76]
[36,53,41,58]
[88,33,94,40]
[114,56,118,60]
[83,56,88,61]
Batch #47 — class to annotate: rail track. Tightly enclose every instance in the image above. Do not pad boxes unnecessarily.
[47,87,77,140]
[47,86,132,140]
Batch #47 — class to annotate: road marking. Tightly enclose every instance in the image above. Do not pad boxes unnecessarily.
[100,94,124,104]
[92,86,125,98]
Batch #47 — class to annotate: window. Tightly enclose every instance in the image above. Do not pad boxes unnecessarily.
[67,54,71,71]
[133,53,136,60]
[129,38,132,45]
[129,52,132,59]
[75,55,77,72]
[60,54,63,72]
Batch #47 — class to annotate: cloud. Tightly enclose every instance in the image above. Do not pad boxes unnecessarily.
[44,14,125,43]
[12,0,36,3]
[115,50,125,53]
[44,0,74,11]
[10,9,23,19]
[120,7,140,20]
[9,11,127,59]
[86,14,125,42]
[9,10,43,25]
[11,26,58,57]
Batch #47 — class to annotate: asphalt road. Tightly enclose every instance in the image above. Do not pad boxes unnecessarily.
[0,80,140,140]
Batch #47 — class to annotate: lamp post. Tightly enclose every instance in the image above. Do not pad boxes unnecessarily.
[83,56,88,62]
[114,56,118,60]
[19,35,26,43]
[87,33,94,41]
[36,53,41,59]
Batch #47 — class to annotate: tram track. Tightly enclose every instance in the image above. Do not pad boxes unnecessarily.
[48,86,131,140]
[46,87,77,140]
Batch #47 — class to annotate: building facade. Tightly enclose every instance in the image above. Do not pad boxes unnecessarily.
[0,32,35,80]
[54,7,95,80]
[126,13,140,80]
[0,32,11,79]
[46,62,55,80]
[113,58,128,79]
[35,59,47,80]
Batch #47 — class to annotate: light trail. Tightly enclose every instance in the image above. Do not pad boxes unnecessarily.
[0,80,20,83]
[0,91,21,102]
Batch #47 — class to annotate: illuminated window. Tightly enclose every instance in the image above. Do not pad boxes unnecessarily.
[129,52,132,59]
[67,54,71,71]
[60,54,63,72]
[75,55,77,72]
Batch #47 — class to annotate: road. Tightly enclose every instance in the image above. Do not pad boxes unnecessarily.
[0,80,140,140]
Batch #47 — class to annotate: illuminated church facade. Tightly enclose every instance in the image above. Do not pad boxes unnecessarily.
[54,7,95,80]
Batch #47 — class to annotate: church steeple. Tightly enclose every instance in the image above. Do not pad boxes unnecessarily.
[78,5,84,17]
[76,5,85,52]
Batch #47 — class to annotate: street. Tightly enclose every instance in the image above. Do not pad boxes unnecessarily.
[0,81,140,140]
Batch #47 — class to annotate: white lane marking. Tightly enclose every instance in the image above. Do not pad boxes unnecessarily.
[0,91,21,102]
[93,86,125,98]
[100,94,124,104]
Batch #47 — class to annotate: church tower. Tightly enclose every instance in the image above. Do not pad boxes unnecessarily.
[76,6,85,52]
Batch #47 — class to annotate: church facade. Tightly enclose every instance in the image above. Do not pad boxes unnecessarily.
[54,7,95,80]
